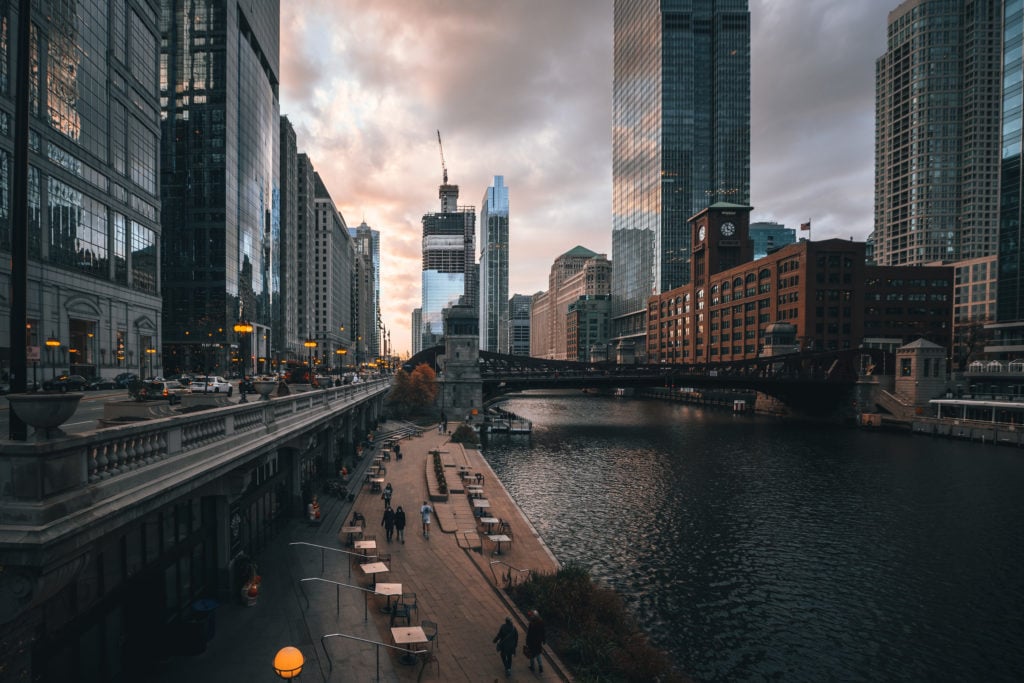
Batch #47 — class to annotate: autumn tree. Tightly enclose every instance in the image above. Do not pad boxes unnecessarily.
[386,363,439,415]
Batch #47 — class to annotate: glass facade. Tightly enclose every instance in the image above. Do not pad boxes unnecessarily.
[874,0,1002,267]
[999,0,1024,322]
[159,0,280,375]
[420,184,475,351]
[749,221,796,260]
[611,0,750,352]
[479,176,509,353]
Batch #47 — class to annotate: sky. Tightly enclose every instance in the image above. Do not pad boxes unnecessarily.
[279,0,896,358]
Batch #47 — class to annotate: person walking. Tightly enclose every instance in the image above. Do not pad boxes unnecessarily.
[381,482,393,508]
[394,505,406,543]
[381,505,395,542]
[420,500,433,539]
[525,609,546,673]
[492,616,518,677]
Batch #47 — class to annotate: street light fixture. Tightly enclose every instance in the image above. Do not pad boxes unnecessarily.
[234,320,254,401]
[145,347,157,380]
[273,645,304,679]
[303,337,317,384]
[45,333,60,381]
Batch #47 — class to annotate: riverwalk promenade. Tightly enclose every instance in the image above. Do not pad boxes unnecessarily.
[151,422,565,682]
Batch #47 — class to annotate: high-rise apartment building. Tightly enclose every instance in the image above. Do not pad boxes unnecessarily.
[160,1,281,376]
[420,179,475,352]
[874,0,1002,267]
[0,1,163,382]
[479,176,510,353]
[611,0,750,357]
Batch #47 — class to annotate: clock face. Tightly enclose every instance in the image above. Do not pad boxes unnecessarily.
[721,222,736,237]
[697,225,706,242]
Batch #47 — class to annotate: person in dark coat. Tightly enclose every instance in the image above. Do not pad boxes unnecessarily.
[393,506,406,543]
[492,616,518,677]
[381,506,395,542]
[525,609,546,673]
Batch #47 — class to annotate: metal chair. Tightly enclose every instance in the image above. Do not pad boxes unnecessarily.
[390,599,411,626]
[376,553,391,569]
[421,619,439,651]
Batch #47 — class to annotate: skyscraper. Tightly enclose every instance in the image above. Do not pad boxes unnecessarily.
[159,1,281,376]
[419,177,475,352]
[350,221,381,358]
[999,0,1024,323]
[611,0,750,357]
[874,0,1002,267]
[479,176,510,353]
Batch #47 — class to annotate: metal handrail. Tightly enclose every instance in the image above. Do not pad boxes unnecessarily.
[298,576,378,622]
[488,559,532,588]
[320,631,429,682]
[289,541,377,580]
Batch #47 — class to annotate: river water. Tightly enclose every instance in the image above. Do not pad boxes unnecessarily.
[481,393,1024,682]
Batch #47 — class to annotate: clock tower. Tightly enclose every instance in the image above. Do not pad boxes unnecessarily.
[690,202,754,287]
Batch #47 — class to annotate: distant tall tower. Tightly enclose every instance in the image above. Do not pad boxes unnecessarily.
[999,0,1024,322]
[874,0,1002,266]
[420,162,476,351]
[350,221,381,357]
[479,176,510,353]
[610,0,751,357]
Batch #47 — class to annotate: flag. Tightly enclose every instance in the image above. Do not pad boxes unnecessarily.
[800,221,811,231]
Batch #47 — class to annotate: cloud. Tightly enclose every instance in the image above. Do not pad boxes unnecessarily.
[281,0,893,355]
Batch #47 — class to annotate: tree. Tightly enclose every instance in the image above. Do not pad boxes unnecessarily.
[385,363,438,415]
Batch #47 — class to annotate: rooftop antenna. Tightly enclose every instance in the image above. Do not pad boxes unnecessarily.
[436,129,448,184]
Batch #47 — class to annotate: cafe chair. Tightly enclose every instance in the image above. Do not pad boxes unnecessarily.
[421,619,439,651]
[376,553,392,569]
[399,592,418,621]
[390,599,411,627]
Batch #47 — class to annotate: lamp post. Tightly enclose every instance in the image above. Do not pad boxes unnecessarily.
[234,320,254,402]
[145,347,156,380]
[336,347,347,376]
[273,645,304,679]
[303,337,317,384]
[45,333,60,381]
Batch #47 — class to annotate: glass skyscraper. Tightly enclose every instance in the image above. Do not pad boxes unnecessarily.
[611,0,750,353]
[999,0,1024,323]
[420,182,475,351]
[874,0,1002,267]
[479,176,509,353]
[159,0,281,376]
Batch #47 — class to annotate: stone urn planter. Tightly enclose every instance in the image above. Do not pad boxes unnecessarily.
[252,380,278,400]
[6,392,84,439]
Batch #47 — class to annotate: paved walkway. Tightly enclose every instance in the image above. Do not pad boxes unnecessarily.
[152,422,566,682]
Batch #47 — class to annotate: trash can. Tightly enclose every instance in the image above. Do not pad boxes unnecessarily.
[191,599,219,642]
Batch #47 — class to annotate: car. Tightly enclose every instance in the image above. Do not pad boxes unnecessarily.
[42,374,90,392]
[144,380,187,404]
[87,377,119,390]
[114,372,139,388]
[189,376,233,396]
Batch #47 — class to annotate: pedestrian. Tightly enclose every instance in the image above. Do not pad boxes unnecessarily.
[420,500,433,538]
[381,482,393,507]
[492,616,518,677]
[394,505,406,543]
[394,442,402,460]
[525,609,546,673]
[381,505,395,542]
[307,495,320,522]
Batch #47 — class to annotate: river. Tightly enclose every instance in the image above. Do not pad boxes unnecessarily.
[481,393,1024,682]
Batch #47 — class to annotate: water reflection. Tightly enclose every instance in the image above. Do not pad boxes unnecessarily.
[483,393,1024,681]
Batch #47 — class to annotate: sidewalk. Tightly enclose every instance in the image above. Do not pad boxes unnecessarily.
[151,422,565,682]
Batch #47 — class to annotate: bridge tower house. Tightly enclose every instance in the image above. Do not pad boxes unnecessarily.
[440,303,483,422]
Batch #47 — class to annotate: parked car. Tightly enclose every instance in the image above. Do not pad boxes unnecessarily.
[189,376,233,396]
[114,372,139,388]
[42,374,90,392]
[87,377,119,390]
[144,380,187,404]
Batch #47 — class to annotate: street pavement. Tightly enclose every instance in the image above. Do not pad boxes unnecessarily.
[149,421,566,682]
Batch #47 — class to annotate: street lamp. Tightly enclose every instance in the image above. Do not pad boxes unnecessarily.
[45,333,60,381]
[234,320,254,402]
[273,645,304,679]
[336,347,347,373]
[303,337,317,384]
[145,347,156,379]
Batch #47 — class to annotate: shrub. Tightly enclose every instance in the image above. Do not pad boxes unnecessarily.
[449,423,479,445]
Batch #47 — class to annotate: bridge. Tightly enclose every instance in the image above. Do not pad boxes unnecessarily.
[405,346,892,415]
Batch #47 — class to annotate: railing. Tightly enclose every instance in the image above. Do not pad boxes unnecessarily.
[290,541,377,581]
[320,632,429,682]
[489,559,532,588]
[0,379,389,522]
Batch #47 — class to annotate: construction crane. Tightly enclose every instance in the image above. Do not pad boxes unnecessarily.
[436,129,448,184]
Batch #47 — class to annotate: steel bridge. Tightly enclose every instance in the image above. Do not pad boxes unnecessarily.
[404,347,892,416]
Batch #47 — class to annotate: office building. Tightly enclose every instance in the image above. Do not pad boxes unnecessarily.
[350,221,381,359]
[160,0,281,376]
[277,117,301,362]
[309,174,353,369]
[530,247,612,359]
[0,1,163,383]
[750,221,796,260]
[420,177,475,352]
[611,0,751,356]
[567,295,612,362]
[479,176,510,353]
[874,0,1002,267]
[508,294,532,356]
[948,255,997,366]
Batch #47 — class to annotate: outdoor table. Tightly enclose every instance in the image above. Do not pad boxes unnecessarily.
[391,626,428,666]
[354,539,377,556]
[370,477,385,493]
[488,533,512,555]
[360,561,389,589]
[479,516,500,533]
[375,582,402,614]
[340,524,363,547]
[472,498,491,516]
